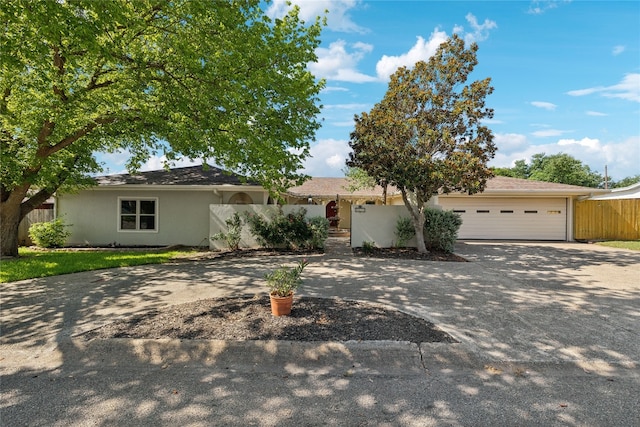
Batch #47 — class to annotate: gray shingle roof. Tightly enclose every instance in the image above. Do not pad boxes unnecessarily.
[94,165,258,186]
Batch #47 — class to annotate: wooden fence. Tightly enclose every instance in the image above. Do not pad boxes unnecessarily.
[18,206,55,245]
[574,199,640,241]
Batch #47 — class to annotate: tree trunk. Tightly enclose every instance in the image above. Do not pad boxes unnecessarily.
[413,210,428,253]
[1,199,22,257]
[400,188,429,253]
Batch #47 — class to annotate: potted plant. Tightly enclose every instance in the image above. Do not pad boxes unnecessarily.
[265,259,309,316]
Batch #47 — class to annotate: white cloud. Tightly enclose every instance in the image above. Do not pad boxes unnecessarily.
[324,103,370,110]
[527,1,570,15]
[567,73,640,102]
[301,138,351,176]
[375,30,449,80]
[461,13,497,44]
[530,101,557,110]
[310,40,376,83]
[266,0,367,33]
[491,133,640,179]
[374,14,496,81]
[531,129,569,137]
[612,45,625,56]
[586,111,608,117]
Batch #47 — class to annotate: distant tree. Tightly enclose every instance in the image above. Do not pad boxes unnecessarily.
[511,159,530,179]
[348,34,495,253]
[611,174,640,188]
[0,0,325,257]
[492,167,516,177]
[343,166,388,204]
[496,153,603,187]
[527,153,603,187]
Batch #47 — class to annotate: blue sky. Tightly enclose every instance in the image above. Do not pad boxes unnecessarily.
[105,0,640,182]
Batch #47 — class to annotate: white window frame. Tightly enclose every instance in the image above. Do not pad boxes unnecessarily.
[117,197,159,233]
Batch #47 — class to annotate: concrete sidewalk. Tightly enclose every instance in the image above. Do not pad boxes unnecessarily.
[1,239,639,426]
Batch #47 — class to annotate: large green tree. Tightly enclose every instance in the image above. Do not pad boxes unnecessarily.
[0,0,325,256]
[348,34,495,253]
[493,153,604,187]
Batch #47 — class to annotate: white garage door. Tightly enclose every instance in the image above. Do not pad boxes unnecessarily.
[438,197,568,240]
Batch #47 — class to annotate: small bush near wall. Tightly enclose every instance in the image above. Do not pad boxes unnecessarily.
[308,216,330,249]
[210,212,244,250]
[395,217,415,247]
[424,209,462,253]
[28,217,72,248]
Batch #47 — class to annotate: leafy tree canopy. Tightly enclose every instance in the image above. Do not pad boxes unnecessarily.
[493,153,604,187]
[610,174,640,188]
[0,0,325,256]
[348,34,495,253]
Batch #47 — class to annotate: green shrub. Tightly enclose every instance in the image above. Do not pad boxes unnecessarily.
[244,208,324,250]
[211,212,244,250]
[28,217,71,248]
[423,208,462,253]
[394,217,415,248]
[307,216,330,249]
[361,240,376,254]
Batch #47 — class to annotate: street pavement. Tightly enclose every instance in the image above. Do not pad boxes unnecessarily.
[1,239,639,426]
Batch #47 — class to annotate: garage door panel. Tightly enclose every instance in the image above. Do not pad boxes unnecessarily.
[438,198,567,240]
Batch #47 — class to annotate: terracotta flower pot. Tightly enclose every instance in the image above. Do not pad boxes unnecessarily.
[270,292,293,316]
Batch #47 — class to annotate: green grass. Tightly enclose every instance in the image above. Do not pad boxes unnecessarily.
[595,241,640,251]
[0,248,190,283]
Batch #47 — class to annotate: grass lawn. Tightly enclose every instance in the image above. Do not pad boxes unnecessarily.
[0,248,191,283]
[595,241,640,251]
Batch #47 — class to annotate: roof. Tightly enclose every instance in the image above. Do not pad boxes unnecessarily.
[481,176,607,193]
[287,177,398,198]
[587,181,640,200]
[288,176,608,198]
[94,165,259,187]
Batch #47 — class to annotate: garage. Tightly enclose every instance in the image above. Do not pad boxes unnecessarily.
[438,197,569,240]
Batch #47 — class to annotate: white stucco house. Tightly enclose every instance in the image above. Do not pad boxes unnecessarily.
[58,165,270,247]
[56,165,610,247]
[288,175,608,241]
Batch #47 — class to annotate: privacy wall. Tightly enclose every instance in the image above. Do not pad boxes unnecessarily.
[209,205,325,250]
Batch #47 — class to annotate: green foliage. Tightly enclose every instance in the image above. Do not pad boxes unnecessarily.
[211,213,244,251]
[265,259,309,297]
[348,34,495,253]
[307,216,330,250]
[423,209,462,253]
[497,153,604,187]
[1,248,185,283]
[28,217,71,248]
[611,175,640,188]
[0,0,326,256]
[394,217,415,248]
[361,241,376,255]
[244,208,325,250]
[343,166,377,192]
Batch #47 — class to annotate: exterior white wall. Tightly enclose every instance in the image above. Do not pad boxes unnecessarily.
[59,189,219,247]
[209,205,326,249]
[350,205,417,248]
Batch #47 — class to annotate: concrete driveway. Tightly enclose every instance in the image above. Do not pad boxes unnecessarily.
[1,240,639,426]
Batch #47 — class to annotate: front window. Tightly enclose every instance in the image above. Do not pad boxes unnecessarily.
[118,198,157,231]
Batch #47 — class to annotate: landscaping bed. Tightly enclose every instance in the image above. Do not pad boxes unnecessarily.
[83,296,457,344]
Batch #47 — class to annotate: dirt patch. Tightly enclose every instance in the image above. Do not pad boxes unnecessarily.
[82,296,457,344]
[353,247,467,262]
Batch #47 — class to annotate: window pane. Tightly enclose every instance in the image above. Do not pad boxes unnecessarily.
[121,200,137,215]
[121,215,137,229]
[139,215,155,230]
[140,200,155,215]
